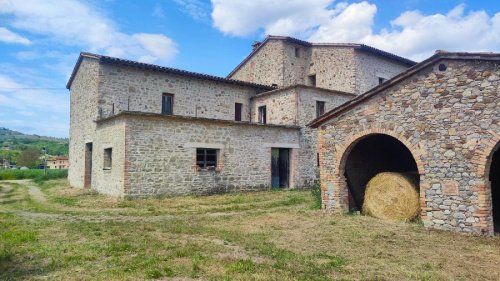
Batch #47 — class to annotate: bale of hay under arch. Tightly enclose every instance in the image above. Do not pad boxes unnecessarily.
[362,172,420,222]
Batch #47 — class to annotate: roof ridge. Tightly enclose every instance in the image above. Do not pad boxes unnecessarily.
[67,52,276,90]
[308,51,500,128]
[226,35,416,78]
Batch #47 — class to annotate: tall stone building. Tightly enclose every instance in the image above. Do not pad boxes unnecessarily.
[68,35,413,197]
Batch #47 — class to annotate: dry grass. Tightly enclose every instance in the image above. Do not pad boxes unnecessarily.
[1,179,500,280]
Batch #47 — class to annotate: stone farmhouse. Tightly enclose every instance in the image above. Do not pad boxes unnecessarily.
[67,35,499,235]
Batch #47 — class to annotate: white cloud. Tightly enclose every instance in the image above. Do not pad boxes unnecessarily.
[152,4,165,18]
[0,26,31,45]
[211,1,500,61]
[0,0,178,63]
[175,0,210,21]
[0,74,69,137]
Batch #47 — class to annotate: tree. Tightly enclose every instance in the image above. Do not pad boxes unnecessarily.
[17,148,41,168]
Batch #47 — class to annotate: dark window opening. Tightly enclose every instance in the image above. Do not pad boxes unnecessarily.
[438,63,447,71]
[294,47,300,58]
[378,77,387,85]
[308,74,316,87]
[196,148,218,169]
[161,93,174,115]
[258,106,267,124]
[317,153,320,167]
[344,134,419,212]
[103,148,112,170]
[235,103,242,121]
[316,101,325,118]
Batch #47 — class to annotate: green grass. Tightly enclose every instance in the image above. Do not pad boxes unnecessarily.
[0,179,500,280]
[0,169,67,181]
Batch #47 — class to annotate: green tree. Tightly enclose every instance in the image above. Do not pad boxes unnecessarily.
[17,148,41,168]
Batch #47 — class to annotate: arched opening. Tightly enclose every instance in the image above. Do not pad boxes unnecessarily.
[342,134,420,211]
[489,145,500,232]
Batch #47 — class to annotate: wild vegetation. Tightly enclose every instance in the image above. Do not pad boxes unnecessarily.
[0,169,67,182]
[1,180,499,280]
[0,127,68,166]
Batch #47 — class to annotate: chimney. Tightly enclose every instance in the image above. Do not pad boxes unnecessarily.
[252,41,262,50]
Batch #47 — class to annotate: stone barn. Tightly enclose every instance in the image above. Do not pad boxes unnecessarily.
[309,51,499,235]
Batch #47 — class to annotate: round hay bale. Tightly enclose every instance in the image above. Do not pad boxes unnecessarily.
[362,172,420,222]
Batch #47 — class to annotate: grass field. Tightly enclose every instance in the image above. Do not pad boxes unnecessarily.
[0,169,67,181]
[1,180,499,280]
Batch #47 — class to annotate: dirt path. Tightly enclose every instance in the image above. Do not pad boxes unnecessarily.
[1,179,47,203]
[0,183,13,203]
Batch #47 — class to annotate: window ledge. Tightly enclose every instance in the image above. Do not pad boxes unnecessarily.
[103,167,112,171]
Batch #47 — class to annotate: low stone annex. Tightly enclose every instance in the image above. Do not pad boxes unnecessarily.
[67,35,499,235]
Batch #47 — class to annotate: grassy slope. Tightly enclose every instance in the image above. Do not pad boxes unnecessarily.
[0,128,69,162]
[1,180,499,280]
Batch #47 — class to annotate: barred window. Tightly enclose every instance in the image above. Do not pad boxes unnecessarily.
[196,149,218,169]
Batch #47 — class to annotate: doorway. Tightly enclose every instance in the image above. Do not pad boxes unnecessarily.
[271,148,290,188]
[84,142,93,188]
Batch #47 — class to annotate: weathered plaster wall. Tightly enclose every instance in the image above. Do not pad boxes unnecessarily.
[98,64,262,121]
[121,115,301,197]
[92,119,126,197]
[318,59,500,235]
[68,57,100,188]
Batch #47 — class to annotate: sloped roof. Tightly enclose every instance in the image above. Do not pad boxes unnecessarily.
[227,35,417,78]
[66,52,275,90]
[308,51,500,128]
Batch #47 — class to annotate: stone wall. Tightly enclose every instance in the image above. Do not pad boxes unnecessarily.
[229,40,285,87]
[117,114,300,197]
[229,38,411,95]
[98,63,263,121]
[92,119,126,196]
[68,57,100,188]
[252,85,354,186]
[318,59,500,235]
[309,46,357,93]
[355,51,410,94]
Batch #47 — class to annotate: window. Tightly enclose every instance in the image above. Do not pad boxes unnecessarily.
[308,74,316,87]
[235,103,242,121]
[294,47,300,58]
[103,148,112,170]
[161,93,174,115]
[316,101,325,118]
[378,77,387,85]
[258,106,267,124]
[196,148,218,169]
[317,153,320,167]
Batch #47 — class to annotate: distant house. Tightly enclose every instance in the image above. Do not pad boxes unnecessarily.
[47,156,69,169]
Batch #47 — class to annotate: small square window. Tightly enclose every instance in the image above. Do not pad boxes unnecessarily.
[196,148,218,169]
[378,77,387,85]
[104,148,112,170]
[258,106,267,124]
[316,101,325,118]
[308,74,316,87]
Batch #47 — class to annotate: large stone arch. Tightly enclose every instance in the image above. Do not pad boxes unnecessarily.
[324,127,426,213]
[473,131,500,235]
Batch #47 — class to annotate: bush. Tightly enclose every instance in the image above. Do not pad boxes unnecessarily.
[0,169,67,182]
[311,181,322,209]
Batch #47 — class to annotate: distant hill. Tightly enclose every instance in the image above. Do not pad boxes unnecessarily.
[0,128,68,164]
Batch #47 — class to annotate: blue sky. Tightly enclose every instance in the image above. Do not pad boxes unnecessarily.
[0,0,499,137]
